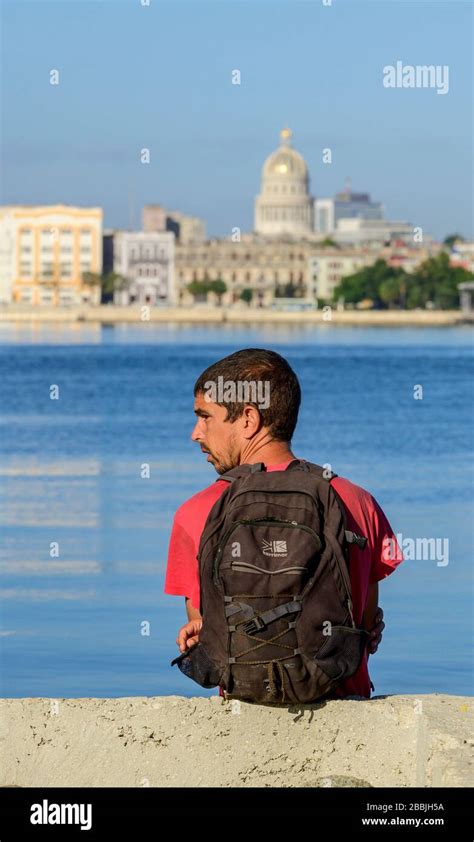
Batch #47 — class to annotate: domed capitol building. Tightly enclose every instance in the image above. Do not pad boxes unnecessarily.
[254,127,314,237]
[165,128,376,307]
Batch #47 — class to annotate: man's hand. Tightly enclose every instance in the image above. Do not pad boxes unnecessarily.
[367,607,385,655]
[176,618,203,653]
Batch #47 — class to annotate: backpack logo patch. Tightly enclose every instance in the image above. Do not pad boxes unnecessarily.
[262,539,288,557]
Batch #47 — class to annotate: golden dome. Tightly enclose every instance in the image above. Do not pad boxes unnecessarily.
[262,128,308,181]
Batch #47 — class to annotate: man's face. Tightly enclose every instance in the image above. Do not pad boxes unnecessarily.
[191,391,240,474]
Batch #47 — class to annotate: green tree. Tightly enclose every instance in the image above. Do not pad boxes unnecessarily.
[81,271,102,287]
[275,281,297,298]
[187,280,212,300]
[208,278,227,305]
[334,259,406,307]
[408,252,473,309]
[319,237,339,248]
[82,271,127,303]
[240,288,253,306]
[101,272,128,302]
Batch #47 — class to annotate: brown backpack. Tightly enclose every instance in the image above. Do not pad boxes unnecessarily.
[171,459,370,704]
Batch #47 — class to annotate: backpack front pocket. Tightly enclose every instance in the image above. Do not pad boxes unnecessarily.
[175,642,224,688]
[314,625,370,681]
[215,518,322,595]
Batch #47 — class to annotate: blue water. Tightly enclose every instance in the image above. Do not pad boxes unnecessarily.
[0,322,473,699]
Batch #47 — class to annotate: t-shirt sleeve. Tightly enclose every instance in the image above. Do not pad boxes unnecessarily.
[368,495,404,584]
[163,514,200,611]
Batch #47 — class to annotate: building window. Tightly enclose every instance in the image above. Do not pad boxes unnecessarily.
[60,263,73,278]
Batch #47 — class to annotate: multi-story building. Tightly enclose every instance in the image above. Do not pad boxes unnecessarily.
[333,218,428,248]
[314,189,384,235]
[142,205,205,244]
[176,234,321,306]
[0,205,102,305]
[308,252,372,301]
[111,231,175,305]
[167,211,206,244]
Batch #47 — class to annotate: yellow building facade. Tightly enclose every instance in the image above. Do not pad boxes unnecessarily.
[0,205,103,305]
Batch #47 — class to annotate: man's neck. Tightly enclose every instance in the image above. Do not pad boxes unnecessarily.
[239,444,296,467]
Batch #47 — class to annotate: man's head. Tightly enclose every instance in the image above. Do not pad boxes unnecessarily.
[191,348,301,474]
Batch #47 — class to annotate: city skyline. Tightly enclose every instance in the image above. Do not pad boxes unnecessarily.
[1,0,472,243]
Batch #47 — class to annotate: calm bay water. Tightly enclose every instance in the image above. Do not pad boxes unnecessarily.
[0,322,473,699]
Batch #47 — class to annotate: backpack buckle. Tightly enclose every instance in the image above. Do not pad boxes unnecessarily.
[242,615,266,635]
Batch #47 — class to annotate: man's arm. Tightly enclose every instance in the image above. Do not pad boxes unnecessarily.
[175,597,203,653]
[185,596,202,623]
[362,582,385,655]
[362,582,378,630]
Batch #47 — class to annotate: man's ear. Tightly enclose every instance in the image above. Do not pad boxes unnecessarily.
[241,404,263,435]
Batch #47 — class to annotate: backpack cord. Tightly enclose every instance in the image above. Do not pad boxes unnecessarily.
[267,661,279,698]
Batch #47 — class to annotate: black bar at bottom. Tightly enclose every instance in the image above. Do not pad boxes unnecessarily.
[0,786,471,838]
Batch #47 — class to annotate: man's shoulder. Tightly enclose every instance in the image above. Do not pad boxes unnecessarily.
[330,474,376,507]
[174,478,228,526]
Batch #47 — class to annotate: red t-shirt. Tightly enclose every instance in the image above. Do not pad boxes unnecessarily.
[164,458,404,698]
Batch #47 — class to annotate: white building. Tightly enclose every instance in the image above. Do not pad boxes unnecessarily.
[254,128,314,237]
[0,205,102,305]
[333,218,427,248]
[113,231,175,305]
[308,252,371,301]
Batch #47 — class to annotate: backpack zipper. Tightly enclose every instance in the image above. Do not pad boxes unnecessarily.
[198,488,321,569]
[212,517,322,585]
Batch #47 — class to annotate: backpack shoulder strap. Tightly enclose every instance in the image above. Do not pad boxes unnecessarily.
[285,458,339,481]
[217,462,266,484]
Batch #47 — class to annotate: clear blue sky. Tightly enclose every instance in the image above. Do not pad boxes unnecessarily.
[1,0,472,242]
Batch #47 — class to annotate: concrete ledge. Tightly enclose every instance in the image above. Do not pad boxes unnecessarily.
[0,305,472,325]
[0,694,472,788]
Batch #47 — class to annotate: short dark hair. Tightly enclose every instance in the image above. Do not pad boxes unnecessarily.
[193,348,301,442]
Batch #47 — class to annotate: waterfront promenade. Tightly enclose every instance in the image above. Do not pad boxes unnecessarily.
[0,305,471,326]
